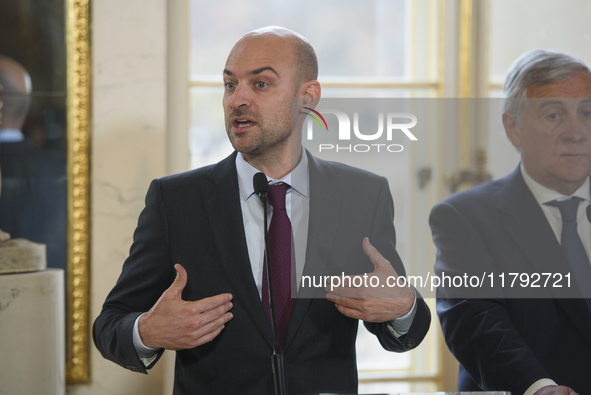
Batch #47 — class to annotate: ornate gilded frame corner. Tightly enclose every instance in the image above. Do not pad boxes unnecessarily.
[66,0,91,384]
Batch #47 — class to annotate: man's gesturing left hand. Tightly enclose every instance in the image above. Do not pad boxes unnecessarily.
[326,237,415,322]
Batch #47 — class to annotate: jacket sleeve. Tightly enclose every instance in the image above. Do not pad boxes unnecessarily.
[93,178,174,373]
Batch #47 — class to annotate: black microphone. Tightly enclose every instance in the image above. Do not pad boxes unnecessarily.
[253,172,269,197]
[587,204,591,224]
[252,172,287,395]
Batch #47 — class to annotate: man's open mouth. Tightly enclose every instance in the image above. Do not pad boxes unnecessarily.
[235,119,255,128]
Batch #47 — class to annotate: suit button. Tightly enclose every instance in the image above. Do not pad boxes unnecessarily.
[127,365,140,372]
[406,339,416,348]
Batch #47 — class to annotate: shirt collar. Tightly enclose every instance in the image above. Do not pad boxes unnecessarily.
[0,129,25,143]
[520,163,591,204]
[236,149,309,201]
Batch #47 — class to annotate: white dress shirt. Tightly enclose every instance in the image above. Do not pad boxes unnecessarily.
[521,165,591,259]
[236,151,309,295]
[0,128,25,143]
[520,164,591,395]
[133,150,416,360]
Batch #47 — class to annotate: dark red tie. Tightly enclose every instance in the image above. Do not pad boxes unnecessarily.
[261,183,295,344]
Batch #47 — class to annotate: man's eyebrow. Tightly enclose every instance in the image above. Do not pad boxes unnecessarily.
[222,67,279,78]
[537,100,566,110]
[250,66,279,77]
[537,98,591,109]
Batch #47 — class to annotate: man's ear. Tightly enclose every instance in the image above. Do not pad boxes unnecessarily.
[503,112,521,149]
[300,80,321,108]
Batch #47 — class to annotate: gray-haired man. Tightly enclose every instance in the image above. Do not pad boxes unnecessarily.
[431,50,591,395]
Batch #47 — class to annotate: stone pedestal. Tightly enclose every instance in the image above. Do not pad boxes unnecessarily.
[0,239,47,274]
[0,269,65,395]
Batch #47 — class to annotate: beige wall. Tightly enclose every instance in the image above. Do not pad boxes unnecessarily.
[69,0,168,393]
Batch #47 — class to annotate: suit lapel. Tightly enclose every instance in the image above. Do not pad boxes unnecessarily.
[500,167,591,345]
[204,152,274,347]
[283,151,342,350]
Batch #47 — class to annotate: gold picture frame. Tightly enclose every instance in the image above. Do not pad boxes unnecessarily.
[66,0,91,384]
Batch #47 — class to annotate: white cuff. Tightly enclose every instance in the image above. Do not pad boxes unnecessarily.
[386,288,417,338]
[524,379,559,395]
[133,313,161,363]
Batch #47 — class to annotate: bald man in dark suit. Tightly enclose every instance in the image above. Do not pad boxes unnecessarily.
[94,27,430,394]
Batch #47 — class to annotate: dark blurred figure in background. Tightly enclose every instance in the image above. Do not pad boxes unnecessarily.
[0,54,67,272]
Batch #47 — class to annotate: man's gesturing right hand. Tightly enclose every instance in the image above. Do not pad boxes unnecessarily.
[138,263,233,350]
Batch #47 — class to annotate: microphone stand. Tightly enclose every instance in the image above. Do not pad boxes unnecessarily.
[254,173,287,395]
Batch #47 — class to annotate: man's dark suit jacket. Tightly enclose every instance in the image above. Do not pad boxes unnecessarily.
[430,166,591,395]
[93,150,430,395]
